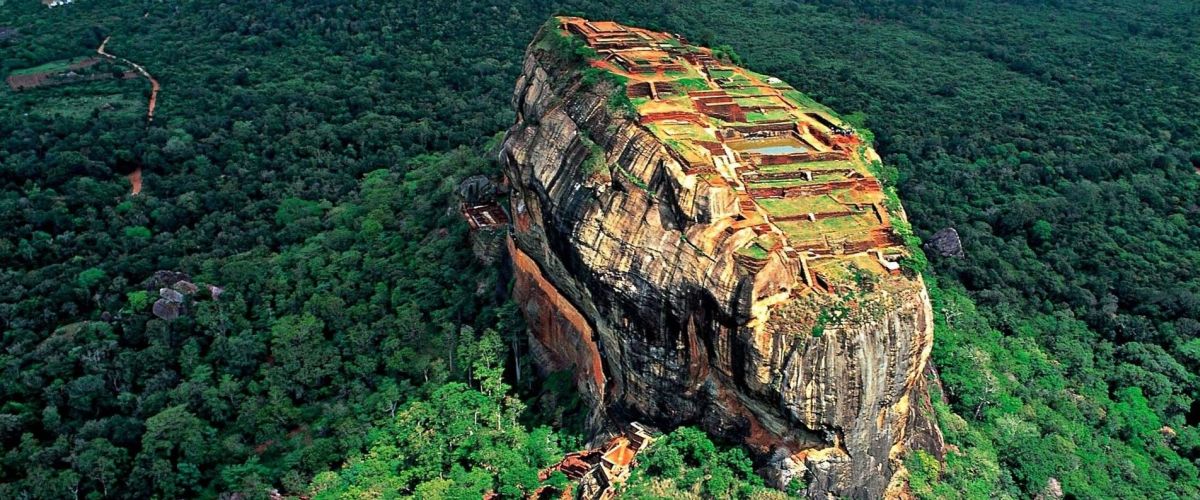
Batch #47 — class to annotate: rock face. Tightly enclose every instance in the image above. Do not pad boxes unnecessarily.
[502,18,942,498]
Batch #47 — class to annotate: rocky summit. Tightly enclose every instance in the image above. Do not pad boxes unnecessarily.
[501,17,945,498]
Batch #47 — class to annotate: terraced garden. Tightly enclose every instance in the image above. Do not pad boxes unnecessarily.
[559,16,907,289]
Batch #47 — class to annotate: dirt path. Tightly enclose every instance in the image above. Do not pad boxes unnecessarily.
[98,36,160,196]
[128,168,142,195]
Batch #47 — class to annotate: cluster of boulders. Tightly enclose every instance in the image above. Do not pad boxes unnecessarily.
[147,270,223,321]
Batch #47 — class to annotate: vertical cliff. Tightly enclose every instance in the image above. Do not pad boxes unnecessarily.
[501,18,943,498]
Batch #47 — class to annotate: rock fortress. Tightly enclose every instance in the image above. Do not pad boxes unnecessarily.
[485,17,943,498]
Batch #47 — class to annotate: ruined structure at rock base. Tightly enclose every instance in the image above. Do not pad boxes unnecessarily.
[459,176,511,264]
[501,17,943,498]
[534,423,656,500]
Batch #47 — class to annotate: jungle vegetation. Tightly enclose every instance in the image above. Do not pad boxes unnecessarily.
[1,0,1197,498]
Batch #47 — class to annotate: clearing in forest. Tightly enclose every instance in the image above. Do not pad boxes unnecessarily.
[5,56,134,90]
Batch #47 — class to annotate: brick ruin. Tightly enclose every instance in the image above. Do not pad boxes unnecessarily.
[459,176,511,264]
[558,17,909,294]
[533,423,656,500]
[462,202,509,230]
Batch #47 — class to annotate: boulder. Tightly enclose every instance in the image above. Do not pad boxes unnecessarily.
[159,287,184,303]
[758,448,805,492]
[172,280,199,295]
[152,299,181,321]
[149,270,191,290]
[458,175,497,205]
[924,227,965,258]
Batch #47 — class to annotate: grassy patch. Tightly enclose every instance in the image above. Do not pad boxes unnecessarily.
[673,77,710,91]
[756,195,847,216]
[745,69,792,88]
[10,56,93,76]
[726,86,769,96]
[536,19,597,63]
[733,96,782,107]
[28,93,143,119]
[746,172,850,189]
[775,214,874,241]
[654,123,716,142]
[744,109,791,122]
[664,138,692,155]
[782,89,841,115]
[708,69,737,79]
[747,178,810,189]
[737,242,769,260]
[757,160,855,174]
[5,79,145,120]
[755,172,848,188]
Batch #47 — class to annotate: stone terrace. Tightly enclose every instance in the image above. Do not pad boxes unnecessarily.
[556,17,907,293]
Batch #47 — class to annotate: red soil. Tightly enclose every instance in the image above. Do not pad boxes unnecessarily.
[97,37,160,122]
[128,168,142,196]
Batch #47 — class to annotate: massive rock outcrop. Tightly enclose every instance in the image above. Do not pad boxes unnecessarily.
[501,18,943,498]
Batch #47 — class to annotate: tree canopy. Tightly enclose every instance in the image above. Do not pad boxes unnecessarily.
[1,0,1197,498]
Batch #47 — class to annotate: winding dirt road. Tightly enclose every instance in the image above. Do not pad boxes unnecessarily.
[98,36,160,195]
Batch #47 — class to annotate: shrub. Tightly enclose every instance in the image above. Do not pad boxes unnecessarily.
[77,267,106,289]
[124,225,152,240]
[127,290,152,311]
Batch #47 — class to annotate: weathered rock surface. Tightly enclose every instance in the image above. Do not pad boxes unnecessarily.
[458,175,499,205]
[924,227,964,258]
[1035,477,1064,500]
[501,22,942,498]
[151,300,181,321]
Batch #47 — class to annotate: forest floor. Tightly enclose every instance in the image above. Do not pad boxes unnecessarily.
[97,36,159,196]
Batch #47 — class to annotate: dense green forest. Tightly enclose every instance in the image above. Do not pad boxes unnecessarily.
[1,0,1197,498]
